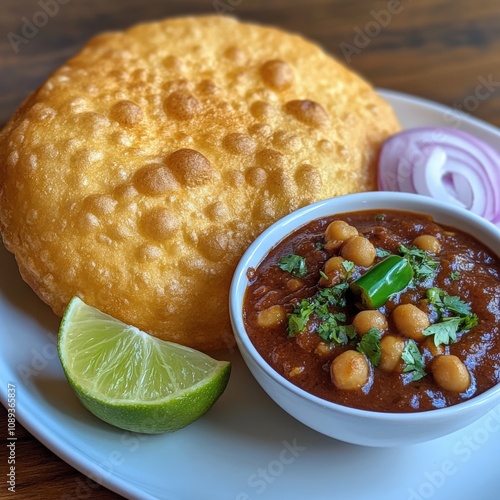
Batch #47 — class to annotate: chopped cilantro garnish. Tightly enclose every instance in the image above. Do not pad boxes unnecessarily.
[317,315,356,345]
[278,254,307,278]
[287,299,314,337]
[401,340,427,381]
[423,288,478,346]
[399,245,439,283]
[315,282,350,309]
[426,287,475,319]
[375,248,392,258]
[442,294,473,316]
[450,271,461,281]
[426,287,442,304]
[374,214,386,221]
[286,280,350,337]
[315,241,325,250]
[356,328,381,366]
[335,325,357,345]
[461,314,479,331]
[341,260,355,275]
[423,318,461,346]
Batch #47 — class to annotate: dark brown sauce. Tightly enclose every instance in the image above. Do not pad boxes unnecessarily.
[243,210,500,412]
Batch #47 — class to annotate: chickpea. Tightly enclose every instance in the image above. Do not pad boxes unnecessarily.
[432,355,471,393]
[289,366,305,378]
[331,350,369,390]
[286,278,303,292]
[392,304,430,341]
[315,341,333,357]
[324,220,358,250]
[423,337,445,357]
[319,256,346,286]
[380,335,405,372]
[324,256,345,274]
[353,310,388,336]
[256,305,286,328]
[412,234,441,254]
[340,236,376,267]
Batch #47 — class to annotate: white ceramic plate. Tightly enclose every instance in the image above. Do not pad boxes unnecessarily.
[1,89,499,500]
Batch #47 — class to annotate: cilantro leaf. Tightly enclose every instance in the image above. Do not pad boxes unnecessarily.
[423,315,478,346]
[461,314,479,331]
[356,328,381,366]
[450,271,460,281]
[427,287,472,316]
[285,255,357,339]
[401,340,427,381]
[317,318,356,345]
[287,300,313,337]
[426,287,443,306]
[399,245,439,283]
[424,288,478,346]
[278,254,307,278]
[334,325,357,345]
[375,248,392,258]
[286,282,350,337]
[341,260,355,275]
[315,282,350,309]
[423,317,461,346]
[442,295,472,316]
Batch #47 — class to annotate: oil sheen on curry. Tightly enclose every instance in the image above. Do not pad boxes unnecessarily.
[243,209,500,412]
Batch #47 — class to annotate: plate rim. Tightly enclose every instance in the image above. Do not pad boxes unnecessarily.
[1,88,500,500]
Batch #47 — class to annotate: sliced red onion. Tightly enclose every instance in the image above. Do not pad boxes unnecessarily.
[378,127,500,227]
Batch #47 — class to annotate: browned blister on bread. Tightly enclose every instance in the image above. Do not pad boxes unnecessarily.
[0,16,399,350]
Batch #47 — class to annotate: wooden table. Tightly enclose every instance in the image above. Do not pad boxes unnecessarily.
[1,0,499,498]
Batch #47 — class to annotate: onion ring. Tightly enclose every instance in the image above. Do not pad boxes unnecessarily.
[378,127,500,227]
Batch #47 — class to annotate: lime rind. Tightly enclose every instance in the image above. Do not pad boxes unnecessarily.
[58,297,231,433]
[67,360,231,434]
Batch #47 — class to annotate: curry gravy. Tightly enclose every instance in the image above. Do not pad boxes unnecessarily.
[243,210,500,412]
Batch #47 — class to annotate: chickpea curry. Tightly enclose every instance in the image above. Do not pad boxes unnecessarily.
[243,210,500,412]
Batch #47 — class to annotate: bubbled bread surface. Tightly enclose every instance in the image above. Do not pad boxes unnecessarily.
[0,16,399,350]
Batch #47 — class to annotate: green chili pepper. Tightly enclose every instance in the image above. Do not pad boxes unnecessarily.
[350,255,414,309]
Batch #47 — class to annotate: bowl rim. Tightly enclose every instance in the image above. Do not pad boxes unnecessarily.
[229,191,500,421]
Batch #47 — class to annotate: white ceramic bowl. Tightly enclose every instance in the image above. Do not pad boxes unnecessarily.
[229,191,500,447]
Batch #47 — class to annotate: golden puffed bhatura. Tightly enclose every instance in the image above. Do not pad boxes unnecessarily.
[0,16,399,351]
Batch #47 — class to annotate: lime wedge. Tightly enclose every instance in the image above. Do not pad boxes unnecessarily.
[58,297,231,434]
